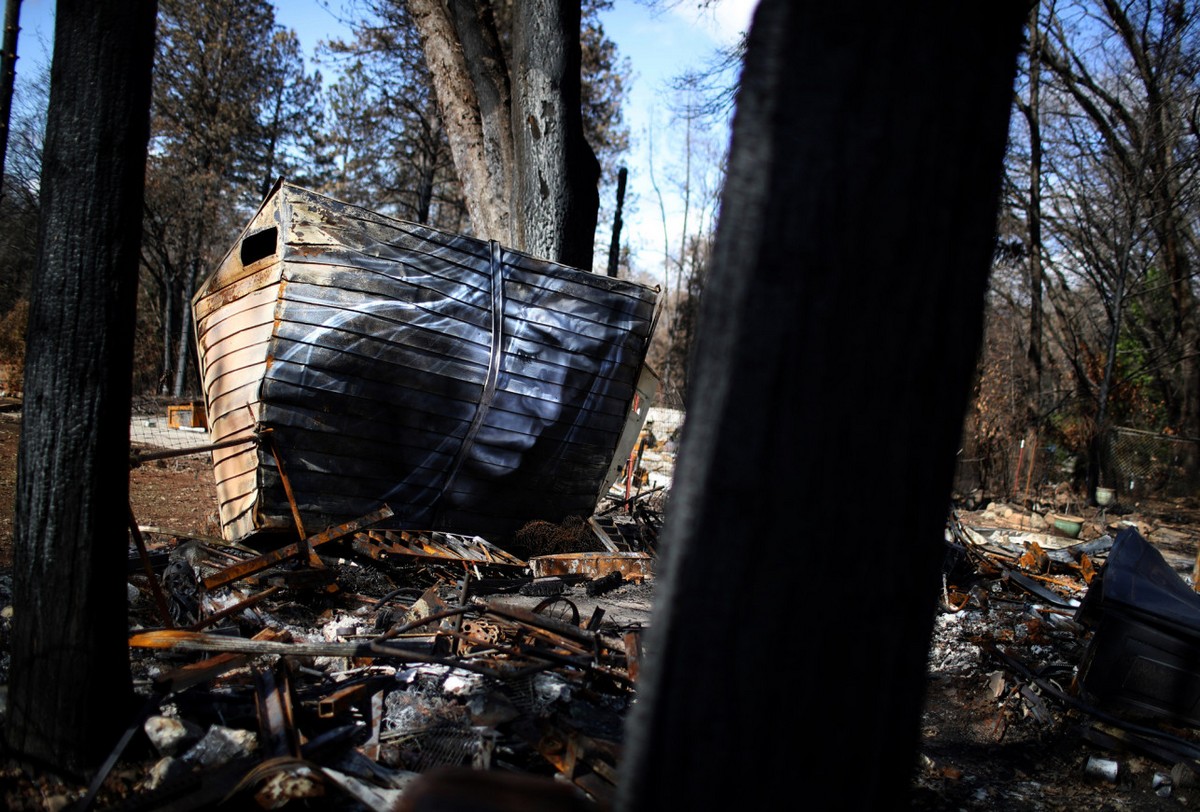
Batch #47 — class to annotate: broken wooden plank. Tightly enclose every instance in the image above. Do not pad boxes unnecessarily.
[153,627,292,694]
[130,629,402,659]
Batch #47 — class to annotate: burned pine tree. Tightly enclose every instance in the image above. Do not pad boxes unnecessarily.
[406,0,600,270]
[618,1,1026,809]
[8,0,156,772]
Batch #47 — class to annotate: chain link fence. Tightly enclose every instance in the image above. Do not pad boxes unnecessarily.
[951,424,1199,504]
[129,396,217,461]
[1101,426,1200,500]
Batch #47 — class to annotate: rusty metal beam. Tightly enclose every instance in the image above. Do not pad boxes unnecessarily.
[153,627,291,694]
[318,681,375,719]
[624,630,642,683]
[262,430,308,552]
[528,552,653,582]
[255,661,300,759]
[130,433,257,466]
[350,529,527,568]
[201,504,393,592]
[128,503,175,629]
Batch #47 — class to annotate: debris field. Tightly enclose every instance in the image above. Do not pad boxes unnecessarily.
[3,409,1200,810]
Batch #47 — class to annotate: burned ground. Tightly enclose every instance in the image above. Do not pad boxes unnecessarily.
[1,409,1200,809]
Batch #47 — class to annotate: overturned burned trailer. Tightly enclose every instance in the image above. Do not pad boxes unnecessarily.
[193,181,659,545]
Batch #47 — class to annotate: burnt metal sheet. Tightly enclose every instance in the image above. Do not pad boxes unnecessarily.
[528,552,654,582]
[1075,528,1200,726]
[194,182,659,544]
[350,528,527,570]
[201,504,394,592]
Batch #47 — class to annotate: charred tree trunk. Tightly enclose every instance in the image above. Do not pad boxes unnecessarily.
[617,1,1024,809]
[160,276,178,394]
[0,0,21,197]
[607,165,626,278]
[171,270,193,397]
[259,77,284,201]
[8,0,157,774]
[510,0,599,269]
[408,0,513,243]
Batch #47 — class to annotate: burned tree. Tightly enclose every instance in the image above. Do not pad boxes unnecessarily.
[619,1,1025,809]
[8,0,156,772]
[406,0,600,270]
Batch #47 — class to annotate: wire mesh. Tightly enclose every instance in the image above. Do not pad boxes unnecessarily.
[127,397,227,545]
[130,398,215,458]
[1101,426,1199,499]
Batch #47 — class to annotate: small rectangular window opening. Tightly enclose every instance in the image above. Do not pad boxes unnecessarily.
[240,227,278,267]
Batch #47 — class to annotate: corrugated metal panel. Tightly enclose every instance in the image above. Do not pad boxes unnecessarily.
[193,182,659,544]
[194,198,285,541]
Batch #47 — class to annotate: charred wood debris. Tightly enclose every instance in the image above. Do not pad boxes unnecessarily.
[0,468,667,811]
[7,429,1200,810]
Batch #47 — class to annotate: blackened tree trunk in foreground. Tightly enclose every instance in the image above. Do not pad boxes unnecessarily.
[8,0,157,773]
[618,2,1025,809]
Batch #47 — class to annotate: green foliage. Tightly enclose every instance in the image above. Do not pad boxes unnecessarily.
[318,0,630,243]
[315,1,463,228]
[141,0,323,395]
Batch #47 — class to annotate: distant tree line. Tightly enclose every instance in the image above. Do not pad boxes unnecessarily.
[964,0,1200,499]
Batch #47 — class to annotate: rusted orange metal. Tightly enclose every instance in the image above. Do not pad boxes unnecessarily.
[149,627,291,693]
[1080,552,1096,584]
[1017,541,1050,574]
[201,504,393,592]
[624,630,642,683]
[351,528,526,568]
[528,552,653,582]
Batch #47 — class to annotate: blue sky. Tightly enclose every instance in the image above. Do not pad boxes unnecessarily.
[12,0,757,273]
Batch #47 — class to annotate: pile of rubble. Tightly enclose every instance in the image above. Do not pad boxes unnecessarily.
[915,499,1200,809]
[0,489,664,811]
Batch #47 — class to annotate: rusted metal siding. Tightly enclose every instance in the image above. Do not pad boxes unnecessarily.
[194,182,659,544]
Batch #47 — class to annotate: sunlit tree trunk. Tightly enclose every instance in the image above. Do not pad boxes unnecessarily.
[408,0,598,267]
[510,0,599,269]
[407,0,513,243]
